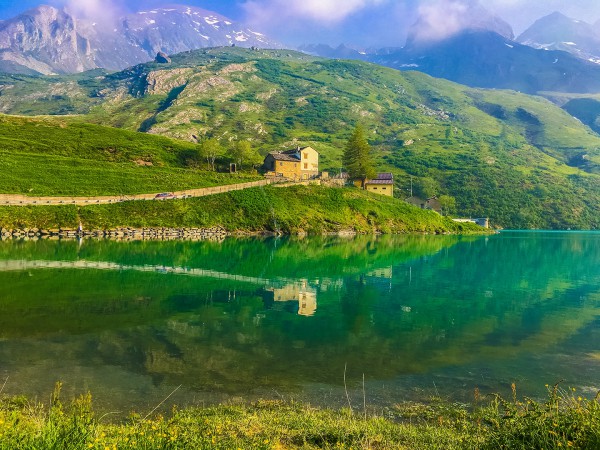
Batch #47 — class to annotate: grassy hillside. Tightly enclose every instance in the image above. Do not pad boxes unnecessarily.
[0,115,260,196]
[1,48,599,228]
[0,185,481,234]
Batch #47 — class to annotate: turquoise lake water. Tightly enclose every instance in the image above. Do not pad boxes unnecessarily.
[0,231,598,412]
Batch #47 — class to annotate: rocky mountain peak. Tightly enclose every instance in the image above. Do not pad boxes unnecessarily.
[0,5,95,74]
[0,3,280,75]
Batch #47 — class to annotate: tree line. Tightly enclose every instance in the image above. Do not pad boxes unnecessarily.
[180,139,263,172]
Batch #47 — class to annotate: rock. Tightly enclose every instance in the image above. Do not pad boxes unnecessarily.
[155,52,172,64]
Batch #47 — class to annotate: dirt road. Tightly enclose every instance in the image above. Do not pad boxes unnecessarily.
[0,179,278,207]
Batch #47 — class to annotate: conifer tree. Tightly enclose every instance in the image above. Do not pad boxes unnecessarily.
[343,125,376,186]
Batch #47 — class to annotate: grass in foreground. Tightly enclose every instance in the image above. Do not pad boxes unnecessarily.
[0,383,598,449]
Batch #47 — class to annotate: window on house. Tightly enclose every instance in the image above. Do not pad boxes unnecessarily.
[304,153,308,159]
[304,163,308,169]
[280,162,284,166]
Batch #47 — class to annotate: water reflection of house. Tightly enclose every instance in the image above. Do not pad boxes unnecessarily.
[364,266,393,291]
[365,266,393,279]
[265,282,317,317]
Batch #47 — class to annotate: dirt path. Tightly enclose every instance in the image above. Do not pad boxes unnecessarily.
[0,179,282,207]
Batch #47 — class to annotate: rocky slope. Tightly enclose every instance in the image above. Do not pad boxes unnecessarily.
[0,4,279,75]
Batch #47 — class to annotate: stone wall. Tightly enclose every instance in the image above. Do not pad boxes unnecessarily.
[0,227,228,242]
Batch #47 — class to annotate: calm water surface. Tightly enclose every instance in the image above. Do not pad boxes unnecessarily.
[0,232,598,412]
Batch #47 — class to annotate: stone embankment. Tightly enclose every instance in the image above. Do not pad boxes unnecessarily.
[0,227,228,241]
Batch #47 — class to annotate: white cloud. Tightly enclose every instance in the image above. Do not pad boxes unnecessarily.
[243,0,388,24]
[414,0,470,42]
[52,0,123,23]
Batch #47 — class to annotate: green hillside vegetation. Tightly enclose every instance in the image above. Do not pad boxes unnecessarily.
[0,185,481,234]
[0,115,260,196]
[0,48,599,228]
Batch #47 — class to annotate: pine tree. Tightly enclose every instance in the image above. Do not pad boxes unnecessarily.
[343,125,376,186]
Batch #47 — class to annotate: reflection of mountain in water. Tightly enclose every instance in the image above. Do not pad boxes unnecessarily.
[0,233,598,404]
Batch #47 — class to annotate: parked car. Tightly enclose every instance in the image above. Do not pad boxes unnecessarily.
[154,192,176,199]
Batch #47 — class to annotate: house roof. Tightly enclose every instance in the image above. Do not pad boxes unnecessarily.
[366,173,394,185]
[281,146,311,155]
[266,146,318,163]
[268,152,300,162]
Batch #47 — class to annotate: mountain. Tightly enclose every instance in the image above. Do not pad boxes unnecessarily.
[0,47,598,229]
[517,12,600,64]
[0,4,278,75]
[370,30,600,94]
[298,43,365,60]
[302,30,600,94]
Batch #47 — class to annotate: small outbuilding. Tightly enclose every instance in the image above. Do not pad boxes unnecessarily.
[406,196,442,214]
[364,173,394,197]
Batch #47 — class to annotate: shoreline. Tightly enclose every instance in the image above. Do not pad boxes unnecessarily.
[0,226,491,241]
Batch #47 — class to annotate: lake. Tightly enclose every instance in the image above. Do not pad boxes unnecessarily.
[0,231,598,413]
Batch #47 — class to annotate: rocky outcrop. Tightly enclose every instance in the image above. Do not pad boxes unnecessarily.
[144,68,192,95]
[155,52,172,64]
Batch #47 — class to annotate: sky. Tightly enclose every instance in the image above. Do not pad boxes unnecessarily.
[0,0,599,47]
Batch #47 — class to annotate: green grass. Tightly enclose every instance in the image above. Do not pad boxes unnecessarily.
[0,384,597,449]
[0,151,259,196]
[0,185,483,233]
[0,115,261,196]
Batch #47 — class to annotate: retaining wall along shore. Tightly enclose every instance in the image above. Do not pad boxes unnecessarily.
[0,227,228,241]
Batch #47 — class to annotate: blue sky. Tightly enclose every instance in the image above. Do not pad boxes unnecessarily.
[1,0,599,47]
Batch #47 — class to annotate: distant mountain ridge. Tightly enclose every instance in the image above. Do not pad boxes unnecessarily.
[0,4,279,75]
[301,30,600,94]
[517,12,600,64]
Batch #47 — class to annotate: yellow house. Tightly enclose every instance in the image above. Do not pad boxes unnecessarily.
[364,173,394,197]
[263,146,319,180]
